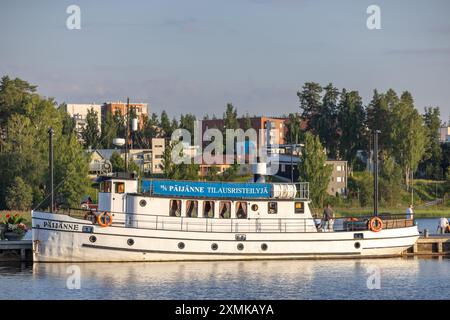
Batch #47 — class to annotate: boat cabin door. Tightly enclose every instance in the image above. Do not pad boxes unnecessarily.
[98,179,137,213]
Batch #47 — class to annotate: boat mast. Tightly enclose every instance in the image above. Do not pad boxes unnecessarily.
[125,97,129,174]
[48,127,54,213]
[373,130,380,217]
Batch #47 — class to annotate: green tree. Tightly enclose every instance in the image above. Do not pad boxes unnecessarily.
[317,83,340,158]
[366,89,395,153]
[5,176,33,211]
[0,76,90,210]
[298,82,322,123]
[100,111,118,149]
[81,108,100,149]
[224,103,239,130]
[110,151,125,172]
[379,154,403,206]
[144,112,160,139]
[337,89,366,167]
[390,92,427,188]
[58,103,75,137]
[420,107,442,179]
[160,110,173,138]
[242,113,252,131]
[286,113,303,145]
[54,134,91,208]
[298,132,333,207]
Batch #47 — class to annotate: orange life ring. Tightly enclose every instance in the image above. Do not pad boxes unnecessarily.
[97,212,113,227]
[368,217,383,232]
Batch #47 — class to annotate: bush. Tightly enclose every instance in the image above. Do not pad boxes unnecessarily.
[5,177,33,211]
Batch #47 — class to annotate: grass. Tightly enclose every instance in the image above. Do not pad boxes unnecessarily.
[333,206,449,218]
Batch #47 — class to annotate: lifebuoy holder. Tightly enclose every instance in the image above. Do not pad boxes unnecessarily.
[97,211,113,227]
[368,216,383,232]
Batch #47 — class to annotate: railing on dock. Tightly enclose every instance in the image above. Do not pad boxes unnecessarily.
[62,209,414,234]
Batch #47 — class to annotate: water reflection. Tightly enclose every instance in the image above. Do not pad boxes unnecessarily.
[2,257,448,300]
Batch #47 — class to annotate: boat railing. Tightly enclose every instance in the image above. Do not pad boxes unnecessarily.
[60,209,414,233]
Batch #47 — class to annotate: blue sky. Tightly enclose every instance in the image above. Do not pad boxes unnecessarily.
[1,0,449,122]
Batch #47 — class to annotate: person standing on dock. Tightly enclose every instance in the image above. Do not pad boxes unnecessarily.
[437,218,449,234]
[406,204,414,220]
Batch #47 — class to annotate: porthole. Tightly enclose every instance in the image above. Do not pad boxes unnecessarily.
[139,199,147,207]
[237,243,244,251]
[127,238,135,246]
[261,243,268,251]
[178,242,185,249]
[89,235,97,243]
[211,243,218,251]
[354,242,361,249]
[251,204,258,211]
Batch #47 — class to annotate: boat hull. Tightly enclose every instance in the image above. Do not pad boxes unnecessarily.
[32,211,419,262]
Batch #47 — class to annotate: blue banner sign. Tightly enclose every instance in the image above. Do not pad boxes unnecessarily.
[142,180,272,199]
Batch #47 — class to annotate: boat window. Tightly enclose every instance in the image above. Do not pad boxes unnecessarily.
[203,201,215,218]
[219,201,231,219]
[295,202,305,214]
[100,181,112,193]
[236,202,247,219]
[115,182,125,194]
[169,200,182,217]
[268,202,278,214]
[186,200,198,218]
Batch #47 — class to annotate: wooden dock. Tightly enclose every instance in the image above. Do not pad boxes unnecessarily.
[404,235,450,256]
[0,240,32,261]
[0,236,448,262]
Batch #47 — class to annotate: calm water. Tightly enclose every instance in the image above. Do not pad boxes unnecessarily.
[0,258,449,300]
[1,217,449,300]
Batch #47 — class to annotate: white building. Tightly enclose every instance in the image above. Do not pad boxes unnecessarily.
[62,103,102,141]
[439,127,450,143]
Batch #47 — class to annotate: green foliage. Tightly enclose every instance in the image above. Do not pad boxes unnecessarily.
[348,171,374,207]
[286,113,303,145]
[390,92,427,187]
[337,89,366,166]
[298,132,333,207]
[420,107,443,179]
[224,103,239,130]
[110,151,125,172]
[0,76,91,210]
[81,108,100,149]
[101,111,118,149]
[5,177,33,211]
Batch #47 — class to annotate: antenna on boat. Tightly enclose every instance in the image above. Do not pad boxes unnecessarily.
[373,130,380,217]
[48,127,54,213]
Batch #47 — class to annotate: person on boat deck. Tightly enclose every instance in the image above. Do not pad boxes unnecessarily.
[437,217,449,234]
[322,204,335,232]
[406,204,414,220]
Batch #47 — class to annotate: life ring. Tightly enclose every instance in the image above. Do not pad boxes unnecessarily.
[368,217,383,232]
[97,212,113,227]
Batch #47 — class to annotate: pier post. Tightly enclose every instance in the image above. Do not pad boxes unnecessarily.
[438,242,443,253]
[20,248,26,261]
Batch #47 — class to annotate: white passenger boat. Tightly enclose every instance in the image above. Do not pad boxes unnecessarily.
[31,175,419,262]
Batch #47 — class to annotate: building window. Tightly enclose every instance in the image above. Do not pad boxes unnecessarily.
[203,201,215,218]
[186,200,198,218]
[268,202,277,214]
[236,202,248,219]
[337,177,342,183]
[219,201,231,219]
[169,200,182,217]
[336,165,342,172]
[115,182,125,194]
